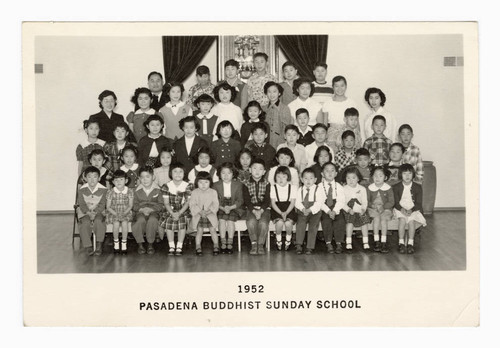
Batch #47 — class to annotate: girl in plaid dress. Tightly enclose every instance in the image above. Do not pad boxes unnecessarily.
[161,163,193,256]
[127,87,160,143]
[235,148,253,183]
[76,119,106,175]
[103,122,137,172]
[120,145,140,189]
[106,170,134,254]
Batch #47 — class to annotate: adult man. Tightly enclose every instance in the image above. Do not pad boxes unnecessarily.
[147,71,168,111]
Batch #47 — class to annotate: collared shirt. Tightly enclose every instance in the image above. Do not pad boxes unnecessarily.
[295,184,326,215]
[402,143,424,184]
[322,97,357,125]
[223,181,232,197]
[247,72,277,107]
[304,142,336,168]
[187,83,216,109]
[362,107,397,143]
[318,179,346,214]
[363,134,392,166]
[184,135,195,155]
[165,101,187,116]
[334,147,357,171]
[270,183,298,201]
[343,183,368,213]
[289,97,323,125]
[276,143,307,172]
[197,112,216,135]
[212,102,244,132]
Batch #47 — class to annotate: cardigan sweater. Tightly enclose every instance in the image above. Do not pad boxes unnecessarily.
[367,183,395,210]
[189,188,219,229]
[137,135,174,167]
[392,181,423,213]
[213,180,245,217]
[88,110,125,143]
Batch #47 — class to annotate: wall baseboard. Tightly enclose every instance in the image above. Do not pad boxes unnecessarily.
[433,207,466,212]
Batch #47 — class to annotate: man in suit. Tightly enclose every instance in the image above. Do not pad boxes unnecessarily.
[148,71,169,112]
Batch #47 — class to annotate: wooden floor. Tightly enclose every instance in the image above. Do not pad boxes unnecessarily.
[36,211,466,273]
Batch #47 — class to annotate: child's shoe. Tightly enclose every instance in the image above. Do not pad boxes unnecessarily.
[168,247,175,256]
[380,242,389,253]
[398,243,407,254]
[296,245,303,255]
[334,243,343,254]
[213,247,220,256]
[257,244,266,255]
[317,231,325,241]
[406,244,415,254]
[345,243,353,254]
[226,244,234,254]
[250,243,258,255]
[196,248,203,256]
[326,243,334,254]
[220,244,227,254]
[175,247,183,256]
[113,239,120,254]
[276,241,282,251]
[94,242,103,256]
[137,243,146,255]
[363,243,370,251]
[147,243,155,255]
[121,241,128,255]
[85,246,94,256]
[305,248,313,255]
[284,241,291,251]
[373,241,382,252]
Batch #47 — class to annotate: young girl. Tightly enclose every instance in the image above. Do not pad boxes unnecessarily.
[76,119,106,175]
[194,94,219,146]
[211,121,242,168]
[270,166,298,251]
[187,147,219,184]
[137,114,174,168]
[189,171,220,256]
[119,145,140,189]
[235,148,253,183]
[240,101,269,147]
[392,164,426,254]
[78,149,111,188]
[363,87,397,142]
[354,148,372,188]
[277,125,308,173]
[263,81,293,148]
[160,163,193,256]
[153,147,172,187]
[309,146,333,184]
[212,83,244,133]
[103,122,136,172]
[267,147,300,187]
[367,166,395,253]
[127,87,159,143]
[173,116,209,178]
[342,166,371,252]
[288,78,324,126]
[159,82,193,141]
[106,169,134,255]
[213,162,244,254]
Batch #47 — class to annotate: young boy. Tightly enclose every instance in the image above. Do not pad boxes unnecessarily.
[277,125,308,173]
[246,52,277,108]
[318,162,347,254]
[247,122,276,170]
[311,62,334,106]
[295,108,314,147]
[295,168,327,254]
[218,59,247,108]
[398,124,424,184]
[76,166,108,256]
[363,115,392,166]
[194,94,218,147]
[131,167,164,255]
[305,123,335,167]
[386,142,405,186]
[242,158,271,255]
[355,148,372,188]
[279,61,299,105]
[187,65,215,110]
[334,130,357,173]
[329,107,363,151]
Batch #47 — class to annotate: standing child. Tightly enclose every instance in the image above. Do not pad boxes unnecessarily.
[270,166,298,251]
[386,143,405,186]
[213,163,244,254]
[187,66,216,110]
[240,101,269,147]
[263,81,293,148]
[295,168,326,255]
[76,119,106,175]
[172,116,209,178]
[131,167,164,255]
[392,164,426,254]
[127,87,159,143]
[160,163,193,256]
[159,82,193,141]
[363,87,397,142]
[289,78,324,125]
[189,171,220,256]
[246,122,276,170]
[367,166,395,253]
[363,115,392,166]
[267,147,300,187]
[279,61,299,105]
[212,83,244,133]
[330,107,363,151]
[246,52,277,108]
[295,108,314,147]
[236,148,253,183]
[120,145,140,189]
[187,146,219,184]
[78,149,111,188]
[137,114,174,168]
[398,124,424,184]
[277,125,308,173]
[194,94,219,146]
[311,62,334,106]
[211,121,242,168]
[219,59,247,108]
[305,123,335,168]
[103,122,136,172]
[106,169,134,255]
[334,130,357,174]
[153,147,172,187]
[309,146,333,185]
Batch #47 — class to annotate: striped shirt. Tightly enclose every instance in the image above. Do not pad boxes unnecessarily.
[312,81,334,106]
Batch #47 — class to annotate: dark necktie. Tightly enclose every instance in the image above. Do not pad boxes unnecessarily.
[152,94,159,108]
[326,183,334,206]
[304,188,310,204]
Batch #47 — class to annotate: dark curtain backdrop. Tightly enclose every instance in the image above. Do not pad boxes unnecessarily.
[162,36,217,83]
[275,35,328,80]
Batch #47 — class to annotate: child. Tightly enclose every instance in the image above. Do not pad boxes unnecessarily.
[153,147,172,187]
[289,78,324,125]
[363,115,392,166]
[342,166,371,251]
[213,162,244,254]
[76,166,108,256]
[318,162,347,254]
[242,158,271,255]
[78,149,111,188]
[311,62,334,105]
[187,65,216,109]
[330,107,363,151]
[295,168,327,254]
[212,83,244,133]
[131,167,164,255]
[246,52,277,108]
[277,125,308,173]
[270,166,298,251]
[187,146,219,184]
[211,121,242,168]
[120,145,140,189]
[159,82,193,141]
[263,81,293,148]
[240,100,269,147]
[88,90,125,143]
[386,142,405,186]
[246,122,276,170]
[398,124,424,184]
[392,164,426,254]
[219,59,247,108]
[295,108,314,147]
[236,148,253,183]
[267,147,300,187]
[103,122,137,172]
[189,171,220,256]
[279,61,299,105]
[354,148,372,188]
[367,166,395,253]
[309,146,333,185]
[334,130,357,173]
[173,116,209,178]
[363,87,397,142]
[106,169,134,255]
[127,87,159,143]
[137,114,174,168]
[305,123,335,168]
[160,163,193,256]
[194,94,219,146]
[76,119,106,175]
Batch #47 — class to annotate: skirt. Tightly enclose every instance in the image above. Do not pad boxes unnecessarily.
[394,209,427,226]
[343,211,371,227]
[271,201,297,223]
[197,216,213,228]
[161,212,189,231]
[217,197,240,222]
[106,207,133,224]
[368,207,393,221]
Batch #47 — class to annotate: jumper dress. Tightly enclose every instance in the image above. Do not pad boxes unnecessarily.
[271,184,297,223]
[160,182,193,231]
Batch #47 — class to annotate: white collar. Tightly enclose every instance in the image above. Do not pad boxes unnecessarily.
[80,138,106,148]
[166,101,185,108]
[135,108,156,115]
[136,183,160,191]
[197,112,214,120]
[167,180,188,193]
[368,182,391,192]
[302,184,316,191]
[195,164,212,171]
[298,126,312,136]
[113,186,129,194]
[370,106,385,115]
[81,182,106,193]
[120,163,139,172]
[322,179,336,187]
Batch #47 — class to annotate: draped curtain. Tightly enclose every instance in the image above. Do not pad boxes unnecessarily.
[162,36,217,83]
[274,35,328,80]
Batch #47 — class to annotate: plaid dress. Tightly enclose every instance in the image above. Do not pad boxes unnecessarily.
[160,181,193,231]
[103,141,136,172]
[76,138,106,174]
[105,186,134,224]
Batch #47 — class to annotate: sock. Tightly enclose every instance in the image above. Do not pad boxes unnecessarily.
[399,238,405,245]
[121,240,127,250]
[114,239,119,249]
[227,238,233,249]
[346,237,352,245]
[374,234,380,242]
[408,239,414,246]
[362,237,369,244]
[276,233,282,242]
[286,234,292,242]
[220,238,227,246]
[169,241,175,248]
[381,235,387,243]
[176,241,183,249]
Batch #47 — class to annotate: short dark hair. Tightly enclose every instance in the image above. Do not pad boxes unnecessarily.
[370,165,391,180]
[274,166,292,182]
[179,116,200,131]
[301,167,316,178]
[295,108,309,118]
[83,119,100,130]
[332,75,347,85]
[344,107,359,117]
[263,81,284,96]
[253,52,269,61]
[110,169,129,186]
[213,83,237,103]
[398,124,414,134]
[217,162,239,179]
[243,101,266,122]
[144,114,165,133]
[215,120,236,138]
[372,115,386,125]
[169,162,185,178]
[159,147,173,157]
[313,62,328,69]
[138,166,154,176]
[83,166,100,178]
[235,149,254,170]
[282,61,298,70]
[148,71,163,81]
[194,171,213,188]
[121,145,138,159]
[194,146,214,165]
[293,78,315,97]
[341,130,355,141]
[224,59,240,69]
[398,163,416,180]
[341,165,363,184]
[130,87,153,108]
[87,148,107,164]
[355,148,370,158]
[364,87,387,107]
[274,147,296,168]
[196,65,210,76]
[312,123,328,133]
[284,124,300,135]
[250,158,266,169]
[165,81,185,95]
[112,121,131,134]
[98,90,117,109]
[321,161,339,173]
[194,93,215,106]
[251,122,268,135]
[390,142,405,153]
[313,145,333,164]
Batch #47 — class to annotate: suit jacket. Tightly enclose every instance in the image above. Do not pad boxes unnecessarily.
[392,181,423,213]
[150,90,169,112]
[89,110,125,143]
[172,135,208,178]
[213,180,245,217]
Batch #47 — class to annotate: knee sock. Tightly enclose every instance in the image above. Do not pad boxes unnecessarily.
[169,241,175,248]
[381,235,387,243]
[346,237,352,245]
[408,239,414,246]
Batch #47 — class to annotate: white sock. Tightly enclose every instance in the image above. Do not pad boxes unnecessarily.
[408,239,414,246]
[399,238,405,245]
[121,240,127,250]
[362,237,369,244]
[114,239,119,249]
[176,241,183,249]
[276,233,282,242]
[286,234,292,242]
[346,237,352,244]
[374,234,380,242]
[169,241,175,248]
[381,235,387,243]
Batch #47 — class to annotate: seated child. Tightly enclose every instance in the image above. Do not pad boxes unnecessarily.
[277,125,308,173]
[137,114,174,168]
[159,82,193,141]
[334,130,357,173]
[263,81,293,148]
[392,164,426,254]
[187,146,219,184]
[242,158,271,255]
[309,145,334,185]
[267,147,300,187]
[153,147,172,187]
[193,93,218,146]
[305,123,335,168]
[270,166,298,251]
[76,119,106,175]
[106,169,134,255]
[363,87,397,142]
[295,168,326,255]
[172,116,209,178]
[279,61,299,105]
[212,83,244,133]
[160,163,193,256]
[363,115,392,166]
[213,162,245,254]
[398,124,424,184]
[311,62,334,105]
[189,171,220,256]
[289,78,324,125]
[218,59,247,108]
[386,142,405,186]
[354,148,372,188]
[76,166,108,256]
[103,122,137,172]
[246,122,276,170]
[328,107,362,152]
[127,87,159,143]
[240,100,269,147]
[367,166,395,253]
[236,148,253,183]
[120,145,140,189]
[78,149,111,188]
[295,108,314,147]
[131,166,164,255]
[187,65,216,110]
[211,120,242,168]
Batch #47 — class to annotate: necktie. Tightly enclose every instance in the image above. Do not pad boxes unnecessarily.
[304,188,310,204]
[326,183,334,207]
[152,94,159,108]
